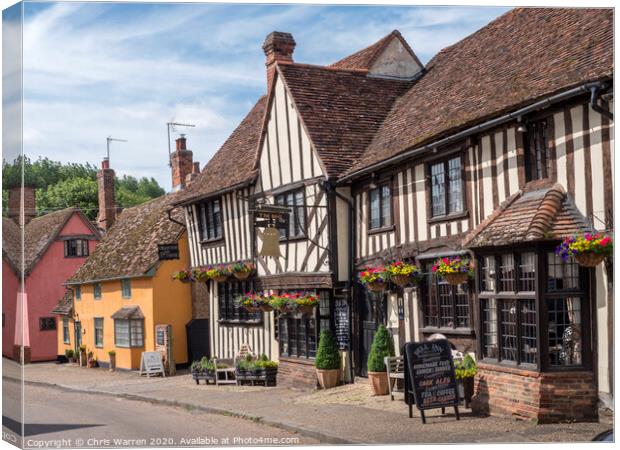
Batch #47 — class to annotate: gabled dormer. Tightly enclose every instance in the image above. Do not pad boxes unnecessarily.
[330,30,424,80]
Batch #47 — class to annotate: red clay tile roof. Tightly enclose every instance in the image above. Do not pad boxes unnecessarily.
[2,217,21,274]
[111,305,144,320]
[174,96,268,204]
[51,291,73,316]
[464,182,591,248]
[330,30,423,72]
[347,7,613,176]
[277,63,412,178]
[3,208,99,277]
[68,194,185,284]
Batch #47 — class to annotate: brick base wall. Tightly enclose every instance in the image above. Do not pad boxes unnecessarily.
[277,357,317,390]
[471,363,597,423]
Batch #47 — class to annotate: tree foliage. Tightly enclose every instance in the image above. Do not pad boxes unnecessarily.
[2,156,165,220]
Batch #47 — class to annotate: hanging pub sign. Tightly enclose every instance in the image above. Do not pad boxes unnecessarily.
[158,243,179,260]
[404,339,460,424]
[251,204,290,230]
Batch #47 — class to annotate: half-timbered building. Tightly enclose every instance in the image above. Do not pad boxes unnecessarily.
[175,7,613,419]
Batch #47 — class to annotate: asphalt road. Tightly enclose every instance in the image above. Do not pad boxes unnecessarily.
[2,383,318,448]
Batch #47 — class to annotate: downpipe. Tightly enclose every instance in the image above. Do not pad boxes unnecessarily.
[589,84,613,121]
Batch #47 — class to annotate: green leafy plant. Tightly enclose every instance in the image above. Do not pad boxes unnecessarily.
[108,350,116,356]
[315,330,341,370]
[455,354,478,380]
[65,349,74,360]
[172,270,193,282]
[256,360,279,370]
[79,344,87,352]
[269,295,293,312]
[229,261,255,274]
[367,325,395,372]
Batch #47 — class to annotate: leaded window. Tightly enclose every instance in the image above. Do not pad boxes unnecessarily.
[430,156,464,217]
[197,198,223,241]
[64,239,89,257]
[39,317,56,331]
[369,183,391,230]
[279,315,317,359]
[421,263,470,329]
[275,189,306,239]
[525,118,551,181]
[218,280,260,322]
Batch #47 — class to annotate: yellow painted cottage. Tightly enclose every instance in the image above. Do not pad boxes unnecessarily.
[57,193,192,370]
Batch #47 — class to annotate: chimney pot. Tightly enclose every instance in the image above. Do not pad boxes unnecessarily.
[192,162,200,174]
[176,135,187,151]
[97,159,116,231]
[171,137,193,191]
[263,31,295,93]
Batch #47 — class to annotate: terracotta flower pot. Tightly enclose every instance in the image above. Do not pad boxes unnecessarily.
[243,305,260,313]
[316,368,340,389]
[368,371,389,395]
[259,304,274,313]
[462,376,475,403]
[212,275,228,283]
[109,355,116,372]
[367,281,385,292]
[575,252,606,267]
[391,274,411,286]
[233,271,251,280]
[444,272,469,285]
[79,351,87,367]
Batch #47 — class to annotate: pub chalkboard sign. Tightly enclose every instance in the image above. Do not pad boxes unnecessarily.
[404,339,460,424]
[334,298,349,350]
[158,243,180,260]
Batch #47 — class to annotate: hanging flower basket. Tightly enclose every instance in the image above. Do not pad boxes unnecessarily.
[236,292,269,314]
[230,261,256,280]
[386,261,421,287]
[359,266,389,292]
[575,252,606,267]
[295,292,319,315]
[259,304,274,313]
[192,268,209,283]
[172,270,193,283]
[213,275,228,282]
[432,256,474,286]
[367,281,386,292]
[269,295,293,313]
[444,272,470,285]
[556,233,612,268]
[204,265,231,283]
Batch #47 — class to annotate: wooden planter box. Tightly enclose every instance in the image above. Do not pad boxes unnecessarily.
[192,370,217,385]
[235,368,278,386]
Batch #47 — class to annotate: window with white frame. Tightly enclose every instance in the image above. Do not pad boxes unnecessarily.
[63,319,70,344]
[114,319,144,347]
[94,318,104,348]
[121,279,131,299]
[94,283,102,300]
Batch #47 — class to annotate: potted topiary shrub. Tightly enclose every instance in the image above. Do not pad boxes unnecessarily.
[455,354,477,405]
[108,350,116,372]
[315,330,341,389]
[65,349,75,364]
[367,325,395,395]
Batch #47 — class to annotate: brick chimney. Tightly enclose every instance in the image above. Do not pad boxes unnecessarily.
[185,162,201,187]
[97,157,116,231]
[262,31,295,93]
[8,186,36,225]
[171,135,194,191]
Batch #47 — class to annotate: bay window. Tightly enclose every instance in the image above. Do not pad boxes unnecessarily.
[478,249,590,370]
[114,319,144,348]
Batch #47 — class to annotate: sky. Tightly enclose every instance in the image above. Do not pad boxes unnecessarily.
[5,1,510,191]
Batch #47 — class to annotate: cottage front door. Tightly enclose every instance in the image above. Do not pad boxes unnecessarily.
[74,321,82,353]
[358,288,386,377]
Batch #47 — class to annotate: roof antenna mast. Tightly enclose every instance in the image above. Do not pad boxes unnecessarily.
[106,136,128,163]
[167,122,196,167]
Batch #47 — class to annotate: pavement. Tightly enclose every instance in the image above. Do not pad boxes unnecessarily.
[3,358,612,445]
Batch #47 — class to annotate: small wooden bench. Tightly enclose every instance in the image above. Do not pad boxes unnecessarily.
[385,356,405,401]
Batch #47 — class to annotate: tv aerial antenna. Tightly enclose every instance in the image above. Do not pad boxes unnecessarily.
[167,122,196,167]
[106,136,128,163]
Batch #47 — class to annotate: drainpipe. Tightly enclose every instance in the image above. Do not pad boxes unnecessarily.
[589,84,613,121]
[166,207,186,227]
[330,181,356,384]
